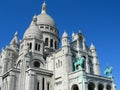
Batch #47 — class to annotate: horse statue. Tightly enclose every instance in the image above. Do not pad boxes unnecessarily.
[104,66,112,77]
[74,57,85,71]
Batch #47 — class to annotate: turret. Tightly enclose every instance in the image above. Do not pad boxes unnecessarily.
[62,31,69,47]
[0,32,19,73]
[62,31,71,54]
[90,43,100,75]
[72,31,86,50]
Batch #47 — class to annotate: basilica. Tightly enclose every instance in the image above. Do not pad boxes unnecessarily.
[0,2,116,90]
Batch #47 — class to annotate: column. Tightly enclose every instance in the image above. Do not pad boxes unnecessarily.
[32,39,35,52]
[84,82,88,90]
[82,40,86,51]
[39,77,42,90]
[8,72,16,90]
[27,71,36,90]
[48,38,50,48]
[3,60,8,73]
[53,40,55,50]
[86,58,90,73]
[104,83,107,90]
[77,40,80,51]
[112,83,116,90]
[2,79,5,90]
[95,82,98,90]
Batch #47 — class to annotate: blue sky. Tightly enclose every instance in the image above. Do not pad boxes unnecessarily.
[0,0,120,89]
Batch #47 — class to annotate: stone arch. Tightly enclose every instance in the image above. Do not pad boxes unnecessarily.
[98,83,104,90]
[29,42,32,49]
[106,85,111,90]
[35,43,38,50]
[50,39,53,47]
[54,41,57,49]
[38,44,40,51]
[88,82,95,90]
[71,84,79,90]
[37,82,39,90]
[45,38,48,46]
[89,59,93,74]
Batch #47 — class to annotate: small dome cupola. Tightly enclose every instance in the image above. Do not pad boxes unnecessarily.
[62,31,70,47]
[23,15,43,40]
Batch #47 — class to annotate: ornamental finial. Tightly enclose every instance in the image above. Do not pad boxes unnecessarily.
[41,1,47,14]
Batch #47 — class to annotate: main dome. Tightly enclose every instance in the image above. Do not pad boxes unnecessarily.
[37,2,56,27]
[37,13,56,27]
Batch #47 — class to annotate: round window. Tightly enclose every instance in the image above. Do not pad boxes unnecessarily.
[34,61,40,68]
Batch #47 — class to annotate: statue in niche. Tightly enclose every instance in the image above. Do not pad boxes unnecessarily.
[74,57,85,71]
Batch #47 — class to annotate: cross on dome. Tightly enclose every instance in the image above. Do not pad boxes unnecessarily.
[41,1,47,14]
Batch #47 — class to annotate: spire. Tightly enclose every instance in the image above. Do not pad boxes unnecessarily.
[10,32,19,48]
[72,31,75,36]
[41,2,47,14]
[62,31,69,38]
[90,43,96,50]
[33,14,37,23]
[30,14,37,25]
[90,43,97,57]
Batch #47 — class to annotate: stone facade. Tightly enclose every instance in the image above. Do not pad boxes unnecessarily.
[0,2,116,90]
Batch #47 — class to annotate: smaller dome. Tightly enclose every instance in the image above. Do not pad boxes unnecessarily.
[62,31,69,38]
[24,17,43,40]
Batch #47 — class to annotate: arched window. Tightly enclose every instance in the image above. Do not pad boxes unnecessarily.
[55,41,57,49]
[35,43,38,50]
[29,43,32,49]
[37,82,39,90]
[107,85,111,90]
[89,60,93,74]
[98,84,104,90]
[45,38,48,46]
[42,78,45,90]
[88,82,95,90]
[71,84,79,90]
[47,83,50,90]
[38,44,40,51]
[61,61,62,66]
[58,60,60,67]
[56,63,58,68]
[50,39,53,47]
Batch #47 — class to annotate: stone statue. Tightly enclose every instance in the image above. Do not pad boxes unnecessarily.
[74,57,85,71]
[104,66,112,77]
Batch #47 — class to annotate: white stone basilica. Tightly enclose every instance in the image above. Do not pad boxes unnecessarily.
[0,2,116,90]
